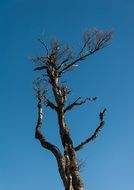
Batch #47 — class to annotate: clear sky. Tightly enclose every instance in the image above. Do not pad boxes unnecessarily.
[0,0,134,190]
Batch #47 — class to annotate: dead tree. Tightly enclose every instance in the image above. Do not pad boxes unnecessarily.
[32,29,112,190]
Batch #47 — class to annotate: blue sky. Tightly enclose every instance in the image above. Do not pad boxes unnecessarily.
[0,0,134,189]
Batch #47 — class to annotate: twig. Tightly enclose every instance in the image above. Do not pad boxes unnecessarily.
[64,97,97,112]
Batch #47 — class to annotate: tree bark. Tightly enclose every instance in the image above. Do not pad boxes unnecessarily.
[33,30,111,189]
[50,75,84,190]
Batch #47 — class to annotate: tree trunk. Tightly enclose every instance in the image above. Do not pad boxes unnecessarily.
[51,76,84,189]
[57,108,84,190]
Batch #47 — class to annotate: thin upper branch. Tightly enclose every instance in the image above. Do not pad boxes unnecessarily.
[57,47,73,70]
[33,30,112,84]
[64,97,97,113]
[59,52,90,75]
[59,30,112,75]
[74,108,106,151]
[38,38,49,56]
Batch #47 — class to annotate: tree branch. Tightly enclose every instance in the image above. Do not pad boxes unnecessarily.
[57,48,73,70]
[58,58,70,70]
[35,91,68,187]
[64,97,97,113]
[38,38,49,56]
[59,30,112,75]
[74,108,106,151]
[34,65,48,71]
[44,97,58,111]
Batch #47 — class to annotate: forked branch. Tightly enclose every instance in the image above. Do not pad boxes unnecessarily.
[64,97,97,112]
[35,90,68,187]
[74,108,106,151]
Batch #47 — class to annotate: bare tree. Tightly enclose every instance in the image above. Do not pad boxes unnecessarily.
[32,28,112,190]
